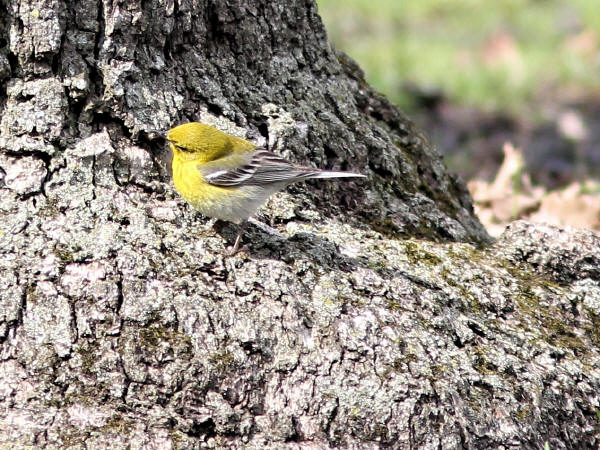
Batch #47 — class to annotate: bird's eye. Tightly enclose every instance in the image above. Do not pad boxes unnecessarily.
[175,144,191,152]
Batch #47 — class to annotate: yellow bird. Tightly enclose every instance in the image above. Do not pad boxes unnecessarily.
[166,122,365,254]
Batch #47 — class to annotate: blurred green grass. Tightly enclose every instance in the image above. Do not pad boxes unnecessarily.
[318,0,600,116]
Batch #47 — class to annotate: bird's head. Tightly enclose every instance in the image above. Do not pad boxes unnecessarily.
[167,122,254,162]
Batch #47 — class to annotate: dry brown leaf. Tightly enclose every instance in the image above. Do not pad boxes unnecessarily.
[558,109,588,141]
[564,29,598,56]
[527,182,600,230]
[466,143,600,237]
[482,31,521,67]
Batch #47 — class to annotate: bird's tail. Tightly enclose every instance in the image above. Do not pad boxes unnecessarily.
[310,170,366,179]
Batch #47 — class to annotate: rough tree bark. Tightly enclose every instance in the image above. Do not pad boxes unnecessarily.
[1,0,599,449]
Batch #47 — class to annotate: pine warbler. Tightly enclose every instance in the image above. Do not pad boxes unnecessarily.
[166,122,365,253]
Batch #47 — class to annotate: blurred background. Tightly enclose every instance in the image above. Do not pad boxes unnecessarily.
[318,0,600,235]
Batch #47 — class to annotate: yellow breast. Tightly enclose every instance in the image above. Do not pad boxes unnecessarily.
[171,153,252,224]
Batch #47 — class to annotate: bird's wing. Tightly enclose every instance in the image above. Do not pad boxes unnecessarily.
[200,149,321,187]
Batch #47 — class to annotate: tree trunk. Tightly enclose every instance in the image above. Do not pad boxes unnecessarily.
[1,0,598,448]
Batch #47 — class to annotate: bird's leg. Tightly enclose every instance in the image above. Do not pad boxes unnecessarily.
[224,218,284,256]
[227,220,248,256]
